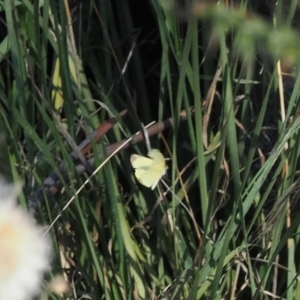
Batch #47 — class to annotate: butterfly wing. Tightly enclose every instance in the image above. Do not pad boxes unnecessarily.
[147,149,167,174]
[147,149,167,189]
[130,150,167,189]
[137,170,161,189]
[130,155,154,187]
[130,154,153,168]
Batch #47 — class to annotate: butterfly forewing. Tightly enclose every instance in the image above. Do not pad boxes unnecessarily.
[130,155,153,168]
[147,149,167,177]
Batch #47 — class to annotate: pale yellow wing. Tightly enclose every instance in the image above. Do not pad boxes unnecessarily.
[147,149,167,189]
[130,154,153,169]
[130,149,167,190]
[130,154,154,188]
[135,169,163,189]
[147,149,166,173]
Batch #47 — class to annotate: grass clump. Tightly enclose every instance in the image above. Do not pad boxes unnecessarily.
[1,0,300,299]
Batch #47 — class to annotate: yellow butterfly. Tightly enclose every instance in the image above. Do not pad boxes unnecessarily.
[130,149,167,190]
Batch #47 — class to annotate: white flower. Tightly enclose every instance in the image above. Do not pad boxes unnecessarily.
[0,181,51,300]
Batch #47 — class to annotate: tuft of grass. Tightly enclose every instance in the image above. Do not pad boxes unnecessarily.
[2,0,300,299]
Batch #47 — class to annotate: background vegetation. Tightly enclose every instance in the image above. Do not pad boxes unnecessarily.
[1,0,300,299]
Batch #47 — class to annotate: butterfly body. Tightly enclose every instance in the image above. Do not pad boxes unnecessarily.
[130,149,167,190]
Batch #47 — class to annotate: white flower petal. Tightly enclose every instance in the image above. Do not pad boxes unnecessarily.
[0,181,51,300]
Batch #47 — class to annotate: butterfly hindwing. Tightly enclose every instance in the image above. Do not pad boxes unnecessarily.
[136,169,163,189]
